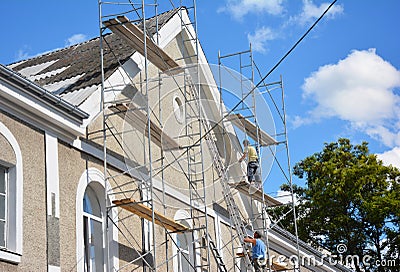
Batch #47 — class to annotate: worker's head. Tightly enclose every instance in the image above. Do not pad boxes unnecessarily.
[254,231,262,239]
[243,139,250,147]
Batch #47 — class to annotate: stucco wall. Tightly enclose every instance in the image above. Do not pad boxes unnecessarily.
[0,133,16,165]
[58,141,86,271]
[0,111,47,271]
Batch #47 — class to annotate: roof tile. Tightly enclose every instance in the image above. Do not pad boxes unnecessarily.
[8,8,180,106]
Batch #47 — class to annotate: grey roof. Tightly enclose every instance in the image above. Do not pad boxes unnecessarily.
[7,8,180,107]
[0,64,89,123]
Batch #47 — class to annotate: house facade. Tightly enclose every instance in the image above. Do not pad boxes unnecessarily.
[0,7,351,272]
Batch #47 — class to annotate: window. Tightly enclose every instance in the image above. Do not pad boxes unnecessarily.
[83,184,104,272]
[76,168,118,272]
[173,95,184,124]
[0,122,23,264]
[0,165,7,248]
[173,210,197,272]
[176,221,193,272]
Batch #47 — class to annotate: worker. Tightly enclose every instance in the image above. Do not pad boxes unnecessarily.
[239,139,259,183]
[244,231,266,272]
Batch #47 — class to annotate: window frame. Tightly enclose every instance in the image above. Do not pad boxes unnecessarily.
[176,221,192,272]
[82,184,104,272]
[173,94,184,124]
[0,122,23,264]
[173,209,200,272]
[76,168,119,272]
[0,165,8,249]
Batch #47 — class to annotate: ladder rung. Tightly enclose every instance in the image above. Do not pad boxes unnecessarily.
[189,161,202,165]
[182,38,197,43]
[181,22,196,27]
[180,132,200,137]
[191,197,206,202]
[190,178,204,183]
[191,226,207,231]
[175,54,198,61]
[181,144,201,148]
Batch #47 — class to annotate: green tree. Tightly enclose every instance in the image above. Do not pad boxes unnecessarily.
[277,138,400,271]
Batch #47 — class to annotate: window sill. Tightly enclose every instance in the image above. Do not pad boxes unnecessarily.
[0,249,21,264]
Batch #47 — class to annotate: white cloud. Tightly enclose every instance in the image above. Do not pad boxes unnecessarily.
[65,34,87,47]
[11,34,87,63]
[377,147,400,169]
[219,0,284,20]
[294,0,343,26]
[291,115,315,128]
[16,49,29,61]
[297,48,400,148]
[275,190,293,204]
[247,26,277,53]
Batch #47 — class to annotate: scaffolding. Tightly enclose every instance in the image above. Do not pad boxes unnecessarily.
[217,47,300,271]
[98,1,299,272]
[98,1,222,271]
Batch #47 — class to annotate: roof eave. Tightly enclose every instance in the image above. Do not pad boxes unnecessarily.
[0,64,88,140]
[0,64,89,122]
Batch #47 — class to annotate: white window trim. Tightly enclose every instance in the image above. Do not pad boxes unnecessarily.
[0,165,8,248]
[45,132,60,218]
[214,214,223,259]
[172,209,200,272]
[0,122,23,264]
[172,94,184,124]
[76,168,118,272]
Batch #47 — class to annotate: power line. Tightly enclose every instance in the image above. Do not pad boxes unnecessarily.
[154,0,338,177]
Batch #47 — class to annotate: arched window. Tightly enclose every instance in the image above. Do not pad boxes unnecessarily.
[0,122,23,264]
[173,210,197,272]
[173,94,184,124]
[76,168,118,272]
[176,221,192,272]
[83,184,104,272]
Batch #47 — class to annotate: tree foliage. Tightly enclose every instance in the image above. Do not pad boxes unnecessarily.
[276,138,400,271]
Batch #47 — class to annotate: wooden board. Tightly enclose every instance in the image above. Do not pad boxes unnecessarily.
[231,181,282,207]
[104,16,183,75]
[109,103,180,150]
[271,262,288,271]
[113,198,189,233]
[226,113,277,146]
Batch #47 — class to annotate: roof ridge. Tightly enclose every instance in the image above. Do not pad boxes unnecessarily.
[8,7,182,67]
[7,36,101,67]
[8,6,185,106]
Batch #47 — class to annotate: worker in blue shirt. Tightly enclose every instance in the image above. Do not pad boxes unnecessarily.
[244,231,266,272]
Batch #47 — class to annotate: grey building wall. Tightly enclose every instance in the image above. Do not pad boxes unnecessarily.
[0,111,47,272]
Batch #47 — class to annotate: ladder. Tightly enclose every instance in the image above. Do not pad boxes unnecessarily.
[185,73,211,272]
[185,75,254,271]
[207,233,228,272]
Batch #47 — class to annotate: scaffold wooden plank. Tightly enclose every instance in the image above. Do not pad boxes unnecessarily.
[231,181,282,207]
[270,262,288,271]
[109,103,180,150]
[113,198,189,233]
[227,113,277,146]
[104,16,183,75]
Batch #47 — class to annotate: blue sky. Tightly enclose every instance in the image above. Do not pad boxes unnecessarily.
[1,1,400,197]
